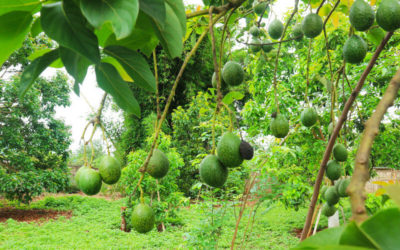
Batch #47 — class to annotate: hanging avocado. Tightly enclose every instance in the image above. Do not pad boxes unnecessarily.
[268,19,284,40]
[199,155,228,188]
[349,0,375,31]
[326,160,342,181]
[222,61,245,86]
[301,13,323,38]
[300,108,318,127]
[376,0,400,32]
[343,35,368,64]
[217,132,244,168]
[270,113,289,138]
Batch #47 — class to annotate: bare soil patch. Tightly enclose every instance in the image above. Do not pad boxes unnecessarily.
[0,207,72,223]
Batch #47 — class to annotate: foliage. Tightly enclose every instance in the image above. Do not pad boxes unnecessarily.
[0,72,71,203]
[371,122,400,169]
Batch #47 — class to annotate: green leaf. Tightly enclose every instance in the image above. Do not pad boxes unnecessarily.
[102,57,133,82]
[0,11,33,67]
[295,226,346,248]
[0,0,41,16]
[95,23,114,47]
[339,222,378,249]
[41,1,100,64]
[361,208,400,250]
[59,46,91,94]
[164,0,186,35]
[104,45,156,93]
[150,3,183,58]
[95,62,140,116]
[139,0,165,29]
[19,49,59,97]
[30,17,42,37]
[222,91,245,105]
[105,12,159,56]
[367,27,385,46]
[80,0,139,39]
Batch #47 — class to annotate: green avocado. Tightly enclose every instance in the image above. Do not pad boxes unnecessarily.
[250,38,262,52]
[338,178,351,197]
[78,167,102,195]
[320,185,328,200]
[217,132,244,168]
[99,155,121,185]
[262,39,273,53]
[343,35,368,64]
[333,143,348,162]
[250,26,260,37]
[131,203,155,234]
[300,108,318,127]
[322,203,337,217]
[325,186,340,206]
[301,13,323,38]
[222,61,244,86]
[268,19,284,40]
[376,0,400,32]
[349,0,375,31]
[326,160,341,181]
[292,24,304,41]
[75,165,89,187]
[199,155,228,188]
[147,149,169,179]
[270,114,289,138]
[335,179,343,193]
[212,72,227,89]
[254,2,267,15]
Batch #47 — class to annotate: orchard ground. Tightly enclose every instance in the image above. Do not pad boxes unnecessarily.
[0,193,344,249]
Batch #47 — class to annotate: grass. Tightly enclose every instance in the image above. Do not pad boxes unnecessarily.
[0,194,335,249]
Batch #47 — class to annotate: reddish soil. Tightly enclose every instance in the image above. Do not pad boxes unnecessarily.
[291,227,327,238]
[0,207,72,223]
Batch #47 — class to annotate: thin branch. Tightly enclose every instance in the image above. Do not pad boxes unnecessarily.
[236,35,303,46]
[316,0,326,14]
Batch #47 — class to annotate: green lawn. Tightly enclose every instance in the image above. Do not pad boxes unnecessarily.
[0,195,332,249]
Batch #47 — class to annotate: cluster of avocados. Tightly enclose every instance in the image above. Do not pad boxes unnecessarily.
[320,143,352,217]
[200,132,254,188]
[75,155,121,196]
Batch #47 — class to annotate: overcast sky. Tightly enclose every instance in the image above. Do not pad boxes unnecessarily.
[54,0,293,151]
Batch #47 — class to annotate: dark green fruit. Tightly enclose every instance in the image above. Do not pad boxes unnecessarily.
[239,140,254,160]
[300,108,318,127]
[349,0,375,31]
[292,24,304,41]
[78,167,102,195]
[99,155,121,185]
[260,22,266,27]
[320,185,328,200]
[325,186,340,205]
[217,132,244,168]
[75,165,89,187]
[254,2,267,15]
[328,122,335,134]
[222,61,244,86]
[268,19,284,40]
[270,114,289,138]
[262,39,273,53]
[343,35,367,64]
[338,178,351,197]
[250,26,260,37]
[322,203,337,217]
[335,179,343,193]
[376,0,400,31]
[250,38,262,52]
[326,160,341,181]
[199,155,228,188]
[333,144,348,162]
[212,72,227,89]
[131,203,155,234]
[147,149,169,179]
[301,13,323,38]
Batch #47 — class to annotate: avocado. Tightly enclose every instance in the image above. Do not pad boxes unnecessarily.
[349,0,375,31]
[322,203,337,217]
[250,38,262,52]
[262,39,273,53]
[254,2,267,16]
[217,132,244,168]
[99,155,121,184]
[222,61,244,86]
[131,203,155,233]
[328,122,335,134]
[325,186,340,205]
[292,24,304,41]
[300,108,318,127]
[239,140,254,160]
[326,160,341,181]
[270,114,289,138]
[320,185,328,200]
[343,35,368,64]
[338,178,351,197]
[78,167,102,195]
[301,13,323,38]
[75,165,89,187]
[333,144,348,162]
[250,26,260,37]
[268,19,284,40]
[376,0,400,31]
[212,72,227,89]
[147,149,170,179]
[199,154,228,188]
[335,179,343,193]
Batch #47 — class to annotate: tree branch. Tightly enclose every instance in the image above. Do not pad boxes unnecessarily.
[348,68,400,223]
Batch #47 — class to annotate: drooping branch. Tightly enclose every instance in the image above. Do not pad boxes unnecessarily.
[348,68,400,223]
[300,31,394,241]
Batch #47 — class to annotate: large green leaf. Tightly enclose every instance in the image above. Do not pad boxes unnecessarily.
[339,222,378,249]
[105,12,159,56]
[361,208,400,250]
[41,1,100,64]
[139,0,165,29]
[104,46,156,93]
[19,49,59,97]
[294,226,346,249]
[0,11,33,67]
[222,91,245,105]
[30,17,42,37]
[102,57,133,82]
[0,0,41,15]
[95,23,114,47]
[165,0,186,34]
[95,62,140,116]
[59,46,91,95]
[80,0,139,39]
[150,3,183,58]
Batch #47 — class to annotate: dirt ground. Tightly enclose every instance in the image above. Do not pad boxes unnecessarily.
[0,207,72,223]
